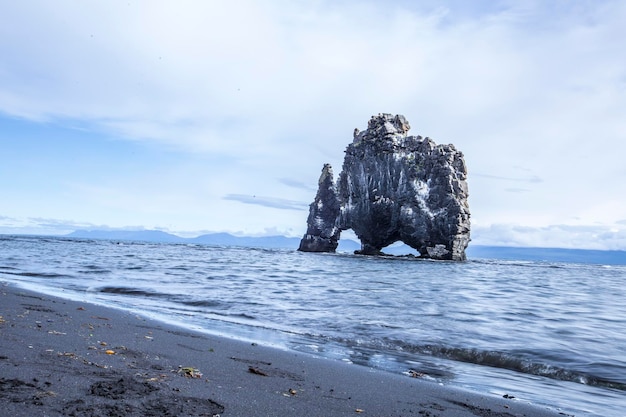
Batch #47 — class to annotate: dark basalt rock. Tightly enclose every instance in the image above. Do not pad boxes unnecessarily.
[298,113,470,260]
[298,164,341,252]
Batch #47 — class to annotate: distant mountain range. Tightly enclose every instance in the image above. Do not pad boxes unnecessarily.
[66,229,304,249]
[65,230,626,265]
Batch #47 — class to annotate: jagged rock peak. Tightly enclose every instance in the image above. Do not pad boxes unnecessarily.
[354,113,411,143]
[318,163,334,185]
[299,113,471,261]
[368,113,410,134]
[297,164,341,253]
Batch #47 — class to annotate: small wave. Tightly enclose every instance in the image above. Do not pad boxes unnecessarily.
[329,335,626,391]
[78,267,112,274]
[2,271,71,279]
[398,342,626,391]
[211,311,257,320]
[167,265,191,271]
[0,266,19,271]
[470,258,540,268]
[96,286,169,299]
[359,320,402,329]
[181,299,222,308]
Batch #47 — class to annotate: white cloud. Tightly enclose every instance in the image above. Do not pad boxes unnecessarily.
[223,194,309,211]
[472,223,626,251]
[0,215,105,235]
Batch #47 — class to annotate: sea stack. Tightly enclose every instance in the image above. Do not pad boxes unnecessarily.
[298,113,470,260]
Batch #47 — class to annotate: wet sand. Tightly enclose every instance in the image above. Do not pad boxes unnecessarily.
[0,284,567,416]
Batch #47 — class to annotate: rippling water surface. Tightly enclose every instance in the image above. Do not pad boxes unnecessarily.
[1,235,625,416]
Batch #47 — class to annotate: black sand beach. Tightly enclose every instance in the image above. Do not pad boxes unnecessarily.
[0,284,567,416]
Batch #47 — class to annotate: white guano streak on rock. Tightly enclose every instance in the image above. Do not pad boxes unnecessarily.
[314,216,324,228]
[413,179,434,219]
[393,150,408,162]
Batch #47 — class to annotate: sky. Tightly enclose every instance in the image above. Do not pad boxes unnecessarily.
[1,0,625,250]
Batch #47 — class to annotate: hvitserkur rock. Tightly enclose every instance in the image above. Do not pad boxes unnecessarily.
[298,113,470,260]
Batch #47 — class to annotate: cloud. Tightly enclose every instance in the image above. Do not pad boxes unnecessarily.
[0,216,99,235]
[472,173,543,183]
[278,178,317,192]
[223,194,309,211]
[3,2,625,164]
[472,223,626,251]
[2,1,619,155]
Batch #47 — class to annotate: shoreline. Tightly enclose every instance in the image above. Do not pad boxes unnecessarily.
[0,283,567,416]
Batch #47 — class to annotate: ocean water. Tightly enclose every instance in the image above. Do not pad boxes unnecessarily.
[1,235,625,416]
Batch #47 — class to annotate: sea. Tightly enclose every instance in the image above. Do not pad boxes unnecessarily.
[1,235,625,417]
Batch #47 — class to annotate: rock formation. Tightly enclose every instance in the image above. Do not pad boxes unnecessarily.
[297,164,341,252]
[298,113,470,260]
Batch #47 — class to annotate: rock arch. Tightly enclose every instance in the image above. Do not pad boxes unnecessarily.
[298,114,470,261]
